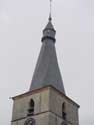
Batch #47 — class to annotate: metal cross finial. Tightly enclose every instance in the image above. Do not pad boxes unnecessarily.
[49,0,52,21]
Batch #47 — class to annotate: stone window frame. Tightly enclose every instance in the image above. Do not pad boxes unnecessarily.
[62,102,67,120]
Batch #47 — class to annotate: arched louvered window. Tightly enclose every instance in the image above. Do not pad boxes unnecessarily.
[27,99,35,116]
[62,102,67,120]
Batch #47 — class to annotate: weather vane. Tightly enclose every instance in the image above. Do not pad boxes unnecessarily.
[49,0,52,21]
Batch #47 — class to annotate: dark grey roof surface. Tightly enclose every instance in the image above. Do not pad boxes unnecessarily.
[30,20,65,94]
[44,20,55,31]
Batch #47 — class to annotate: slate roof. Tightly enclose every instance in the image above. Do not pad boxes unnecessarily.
[30,19,65,94]
[44,20,55,31]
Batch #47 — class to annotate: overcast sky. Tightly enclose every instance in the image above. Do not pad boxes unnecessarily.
[0,0,94,125]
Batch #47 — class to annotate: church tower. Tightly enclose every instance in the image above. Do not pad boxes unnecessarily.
[11,4,80,125]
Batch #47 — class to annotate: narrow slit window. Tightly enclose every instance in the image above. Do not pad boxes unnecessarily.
[27,99,35,116]
[62,103,67,120]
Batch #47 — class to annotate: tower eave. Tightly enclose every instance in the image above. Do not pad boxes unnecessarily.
[11,86,79,108]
